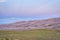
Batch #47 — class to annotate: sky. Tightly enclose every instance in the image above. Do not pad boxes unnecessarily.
[0,0,60,24]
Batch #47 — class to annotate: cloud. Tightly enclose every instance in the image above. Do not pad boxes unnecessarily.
[0,0,6,2]
[0,0,60,17]
[6,0,60,16]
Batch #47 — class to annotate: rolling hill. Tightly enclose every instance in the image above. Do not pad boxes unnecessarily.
[0,18,60,30]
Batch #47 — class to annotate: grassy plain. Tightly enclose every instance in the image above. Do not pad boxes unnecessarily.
[0,29,60,40]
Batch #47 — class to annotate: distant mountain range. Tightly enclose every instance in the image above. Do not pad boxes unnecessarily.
[0,18,60,30]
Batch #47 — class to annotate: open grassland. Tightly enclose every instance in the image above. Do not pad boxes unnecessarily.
[0,29,60,40]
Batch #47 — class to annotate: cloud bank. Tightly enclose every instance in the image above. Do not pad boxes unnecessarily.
[0,0,60,18]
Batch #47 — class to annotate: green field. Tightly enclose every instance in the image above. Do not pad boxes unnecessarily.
[0,29,60,40]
